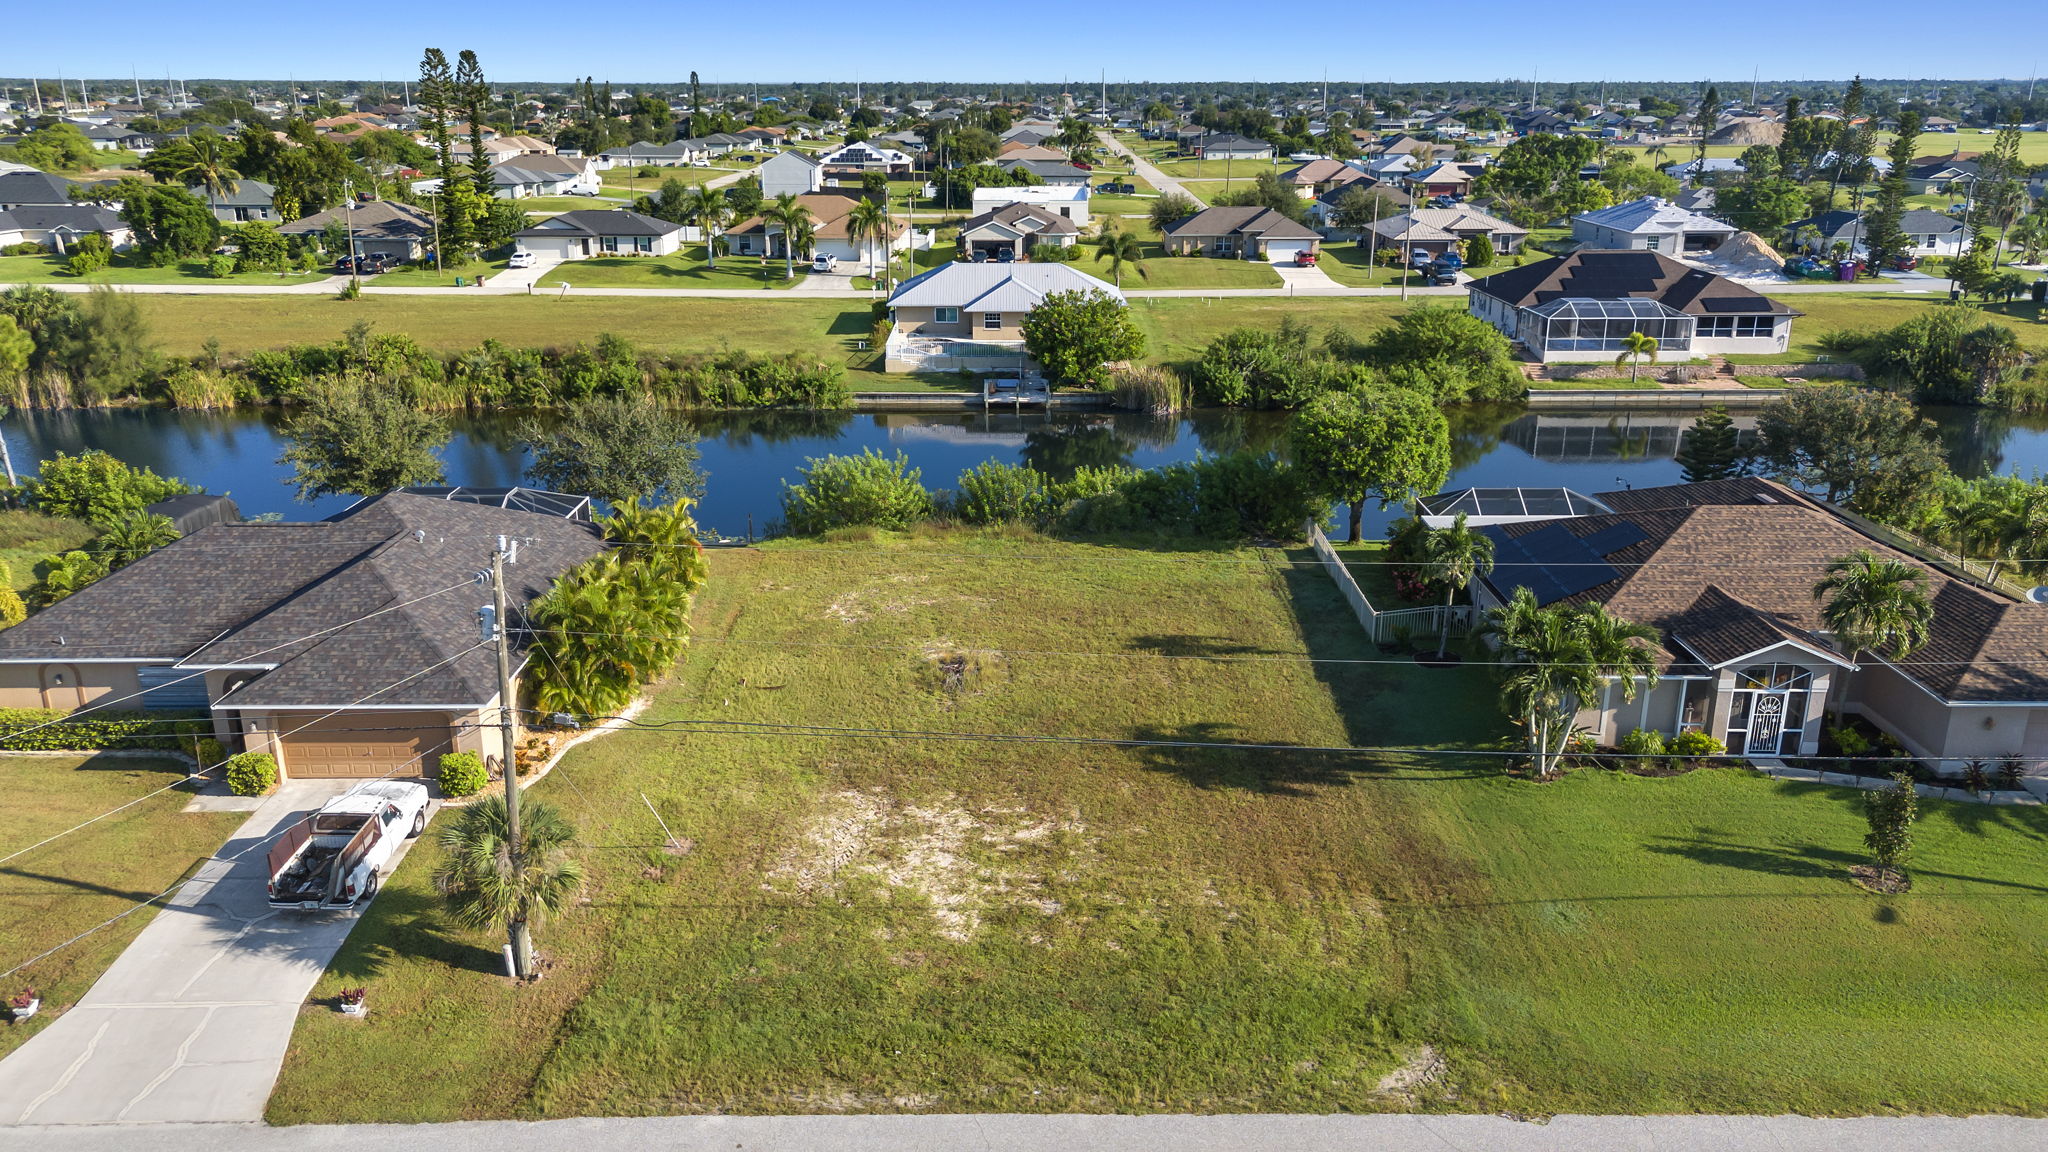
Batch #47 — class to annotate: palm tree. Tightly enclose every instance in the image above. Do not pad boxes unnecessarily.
[845,198,890,288]
[1953,480,2048,586]
[762,193,816,280]
[433,795,585,981]
[1093,221,1145,287]
[175,134,241,217]
[1615,331,1659,382]
[97,511,181,570]
[1483,588,1660,778]
[1812,550,1934,714]
[680,185,731,270]
[1644,142,1670,172]
[1417,512,1494,659]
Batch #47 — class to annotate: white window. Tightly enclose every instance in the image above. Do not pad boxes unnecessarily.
[934,307,959,324]
[600,235,619,252]
[1644,235,1663,251]
[983,312,1002,330]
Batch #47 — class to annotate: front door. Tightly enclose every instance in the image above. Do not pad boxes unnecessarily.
[1747,692,1787,753]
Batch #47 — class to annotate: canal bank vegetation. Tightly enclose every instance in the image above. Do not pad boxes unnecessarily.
[1187,307,1527,409]
[0,451,195,611]
[1811,306,2048,410]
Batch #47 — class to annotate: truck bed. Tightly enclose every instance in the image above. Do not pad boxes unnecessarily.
[270,842,345,904]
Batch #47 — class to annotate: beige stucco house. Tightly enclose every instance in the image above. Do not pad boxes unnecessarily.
[882,262,1123,373]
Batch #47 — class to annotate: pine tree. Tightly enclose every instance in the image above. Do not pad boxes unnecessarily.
[1675,405,1742,483]
[1863,112,1922,274]
[456,51,492,209]
[418,49,468,259]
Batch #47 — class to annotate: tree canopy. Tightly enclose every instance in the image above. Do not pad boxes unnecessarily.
[1290,388,1451,542]
[520,394,705,507]
[278,380,450,500]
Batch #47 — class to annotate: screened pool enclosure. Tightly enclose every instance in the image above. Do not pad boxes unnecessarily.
[1523,297,1693,355]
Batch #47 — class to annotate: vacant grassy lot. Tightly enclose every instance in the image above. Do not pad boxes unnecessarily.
[1736,292,2048,362]
[0,255,325,287]
[536,249,809,290]
[268,531,2048,1121]
[1130,297,1405,364]
[0,756,244,1059]
[369,258,509,288]
[0,510,97,592]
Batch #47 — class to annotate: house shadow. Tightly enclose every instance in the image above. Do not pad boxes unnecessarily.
[324,885,503,981]
[1,864,178,904]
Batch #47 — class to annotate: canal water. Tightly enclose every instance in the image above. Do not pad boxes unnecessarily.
[6,404,2043,539]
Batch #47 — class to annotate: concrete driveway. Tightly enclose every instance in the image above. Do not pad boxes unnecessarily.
[0,780,433,1125]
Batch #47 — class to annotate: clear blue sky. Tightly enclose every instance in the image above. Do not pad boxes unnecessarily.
[4,2,2042,88]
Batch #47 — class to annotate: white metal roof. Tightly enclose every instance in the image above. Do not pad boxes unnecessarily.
[886,262,1124,312]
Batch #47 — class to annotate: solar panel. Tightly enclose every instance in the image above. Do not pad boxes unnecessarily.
[1577,522,1649,556]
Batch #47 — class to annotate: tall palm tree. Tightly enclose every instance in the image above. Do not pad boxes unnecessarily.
[433,795,585,981]
[1615,331,1659,382]
[680,185,731,270]
[845,198,890,287]
[1483,588,1660,778]
[1418,512,1494,659]
[1092,221,1145,287]
[176,134,241,217]
[762,193,816,280]
[1954,480,2048,586]
[1812,550,1934,714]
[1644,142,1670,171]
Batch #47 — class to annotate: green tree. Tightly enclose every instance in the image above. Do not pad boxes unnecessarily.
[26,449,192,525]
[1148,192,1200,236]
[519,394,704,507]
[1460,233,1495,269]
[53,288,157,404]
[1417,511,1495,657]
[780,449,934,533]
[1862,112,1923,274]
[277,380,449,500]
[28,550,110,609]
[7,123,96,171]
[1863,772,1919,888]
[88,179,220,263]
[1755,388,1947,516]
[1361,304,1525,402]
[1091,220,1145,287]
[96,510,181,569]
[1331,185,1403,244]
[763,193,816,279]
[1721,176,1812,236]
[0,315,30,398]
[680,185,732,269]
[1614,330,1659,382]
[844,197,892,285]
[1812,549,1934,676]
[433,795,585,982]
[174,133,241,217]
[1675,405,1742,482]
[1482,588,1660,778]
[456,51,493,209]
[1289,388,1451,543]
[1019,289,1144,387]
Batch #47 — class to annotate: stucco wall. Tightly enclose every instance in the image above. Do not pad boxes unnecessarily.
[0,662,146,711]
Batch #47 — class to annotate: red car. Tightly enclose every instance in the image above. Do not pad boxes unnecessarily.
[1293,249,1319,267]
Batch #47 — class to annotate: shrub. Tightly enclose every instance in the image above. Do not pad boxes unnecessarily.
[438,751,489,797]
[781,450,934,534]
[1619,727,1666,758]
[207,254,236,278]
[1018,288,1144,386]
[0,567,22,629]
[1105,363,1189,414]
[1829,724,1876,757]
[64,234,112,277]
[225,751,278,796]
[0,707,208,751]
[1998,754,2029,791]
[1962,759,1990,794]
[194,737,227,769]
[27,449,194,526]
[2,242,46,257]
[952,460,1049,526]
[1668,731,1726,760]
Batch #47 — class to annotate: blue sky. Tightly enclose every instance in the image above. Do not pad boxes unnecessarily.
[3,3,2042,88]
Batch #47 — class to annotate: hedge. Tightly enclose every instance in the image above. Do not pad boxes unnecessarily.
[0,707,211,752]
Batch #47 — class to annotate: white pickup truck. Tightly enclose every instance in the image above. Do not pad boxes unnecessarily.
[265,781,432,911]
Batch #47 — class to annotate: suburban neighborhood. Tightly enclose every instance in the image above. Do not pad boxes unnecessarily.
[2,24,2048,1152]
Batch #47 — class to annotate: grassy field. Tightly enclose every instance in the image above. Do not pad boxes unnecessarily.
[1737,292,2048,362]
[370,259,509,288]
[536,249,810,290]
[0,756,244,1060]
[519,196,634,214]
[267,530,2048,1121]
[1317,245,1444,289]
[0,255,325,287]
[1130,297,1405,363]
[1110,248,1284,290]
[0,510,96,592]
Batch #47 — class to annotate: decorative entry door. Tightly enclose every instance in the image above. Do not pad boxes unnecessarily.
[1748,693,1787,753]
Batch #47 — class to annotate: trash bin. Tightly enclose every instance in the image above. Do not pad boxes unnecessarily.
[476,275,487,288]
[2032,279,2047,304]
[455,276,465,287]
[1950,289,1962,302]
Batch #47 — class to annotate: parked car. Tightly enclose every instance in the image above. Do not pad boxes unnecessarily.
[994,248,1016,263]
[1288,151,1324,162]
[811,254,839,273]
[569,187,600,196]
[507,250,537,269]
[331,255,358,274]
[265,781,430,911]
[1293,249,1318,267]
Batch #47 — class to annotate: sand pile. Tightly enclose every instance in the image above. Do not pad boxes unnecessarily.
[1691,231,1790,282]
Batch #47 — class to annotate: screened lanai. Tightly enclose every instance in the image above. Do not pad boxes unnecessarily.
[1523,297,1694,355]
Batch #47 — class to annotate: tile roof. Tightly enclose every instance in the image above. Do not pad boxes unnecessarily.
[1467,250,1796,317]
[1576,196,1737,236]
[0,493,604,709]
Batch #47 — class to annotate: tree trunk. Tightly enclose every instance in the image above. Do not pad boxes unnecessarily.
[706,228,717,270]
[1347,499,1364,544]
[509,915,533,979]
[1437,587,1455,658]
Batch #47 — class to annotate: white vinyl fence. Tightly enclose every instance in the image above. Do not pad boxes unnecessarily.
[1305,521,1472,646]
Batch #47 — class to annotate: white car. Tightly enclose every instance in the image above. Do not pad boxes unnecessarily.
[507,251,537,269]
[811,254,839,273]
[1289,151,1325,162]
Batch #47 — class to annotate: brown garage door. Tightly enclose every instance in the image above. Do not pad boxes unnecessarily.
[276,711,453,779]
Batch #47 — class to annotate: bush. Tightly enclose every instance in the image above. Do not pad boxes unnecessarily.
[2,242,46,257]
[194,737,227,769]
[781,450,935,534]
[225,751,278,796]
[207,254,236,278]
[952,460,1049,525]
[1829,724,1876,757]
[1018,288,1144,386]
[437,751,489,797]
[1619,727,1666,758]
[27,449,194,526]
[0,707,208,751]
[65,240,111,278]
[1668,731,1726,760]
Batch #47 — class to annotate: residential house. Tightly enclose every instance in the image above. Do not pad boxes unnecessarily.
[759,150,824,199]
[969,184,1091,226]
[956,202,1080,261]
[514,208,684,260]
[738,126,788,146]
[1784,208,1968,258]
[78,123,153,153]
[1904,155,1980,195]
[207,179,279,223]
[1280,158,1369,200]
[1193,133,1273,161]
[0,170,84,210]
[998,158,1092,186]
[1405,161,1487,198]
[815,142,914,176]
[882,262,1124,373]
[0,490,602,781]
[278,200,438,262]
[0,205,133,252]
[1572,196,1737,255]
[1363,206,1527,261]
[1372,134,1453,160]
[1305,179,1412,235]
[1674,186,1716,214]
[998,142,1070,162]
[1464,476,2048,767]
[723,192,907,263]
[453,134,556,166]
[1160,205,1323,263]
[1466,250,1797,362]
[602,139,708,168]
[487,154,601,198]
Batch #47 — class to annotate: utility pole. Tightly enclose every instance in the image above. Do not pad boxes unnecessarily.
[487,538,528,978]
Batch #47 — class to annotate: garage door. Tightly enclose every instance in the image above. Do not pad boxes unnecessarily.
[276,711,453,779]
[1267,241,1313,263]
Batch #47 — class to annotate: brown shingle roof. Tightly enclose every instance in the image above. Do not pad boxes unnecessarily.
[1468,250,1797,317]
[1161,205,1322,242]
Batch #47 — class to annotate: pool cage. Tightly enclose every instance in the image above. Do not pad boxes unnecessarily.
[1523,297,1694,355]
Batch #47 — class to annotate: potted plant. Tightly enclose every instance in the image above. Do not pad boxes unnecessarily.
[9,987,39,1021]
[336,987,367,1017]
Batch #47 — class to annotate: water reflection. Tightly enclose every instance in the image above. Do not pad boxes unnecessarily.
[6,401,2048,540]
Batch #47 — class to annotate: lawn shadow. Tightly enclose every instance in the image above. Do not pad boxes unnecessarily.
[1126,721,1360,795]
[325,885,503,981]
[1646,834,2048,893]
[1767,777,2048,846]
[0,864,179,904]
[1127,634,1272,658]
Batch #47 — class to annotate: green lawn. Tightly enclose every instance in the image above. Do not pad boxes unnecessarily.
[1732,292,2048,363]
[536,248,809,290]
[1316,245,1443,289]
[0,510,97,592]
[1114,247,1283,290]
[519,196,633,214]
[601,167,750,197]
[1130,298,1406,364]
[369,259,509,288]
[0,254,325,287]
[0,756,244,1059]
[267,530,2048,1121]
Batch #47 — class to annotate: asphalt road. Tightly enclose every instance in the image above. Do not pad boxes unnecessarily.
[6,1113,2048,1151]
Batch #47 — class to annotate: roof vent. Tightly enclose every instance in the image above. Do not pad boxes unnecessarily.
[1752,493,1778,504]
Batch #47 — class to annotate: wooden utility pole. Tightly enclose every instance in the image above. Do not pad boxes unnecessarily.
[489,538,528,977]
